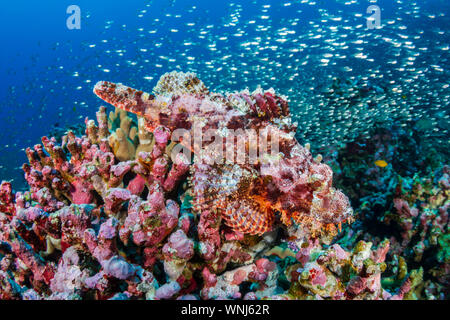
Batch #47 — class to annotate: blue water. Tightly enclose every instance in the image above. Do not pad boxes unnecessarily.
[0,0,449,189]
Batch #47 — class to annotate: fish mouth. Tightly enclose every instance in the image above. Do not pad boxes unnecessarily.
[93,81,155,118]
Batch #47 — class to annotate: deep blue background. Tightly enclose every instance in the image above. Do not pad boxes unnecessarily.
[0,0,448,189]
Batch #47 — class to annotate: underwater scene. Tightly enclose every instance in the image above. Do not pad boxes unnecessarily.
[0,0,448,300]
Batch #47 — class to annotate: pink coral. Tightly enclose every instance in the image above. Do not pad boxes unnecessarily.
[3,71,427,301]
[94,73,353,241]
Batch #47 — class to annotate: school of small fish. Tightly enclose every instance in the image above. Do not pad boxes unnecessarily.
[0,0,449,188]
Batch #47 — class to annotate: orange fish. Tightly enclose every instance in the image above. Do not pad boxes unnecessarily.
[374,160,388,168]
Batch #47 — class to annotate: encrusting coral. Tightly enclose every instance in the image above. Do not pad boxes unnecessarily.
[0,71,447,300]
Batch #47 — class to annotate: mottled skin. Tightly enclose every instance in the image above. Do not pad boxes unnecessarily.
[94,72,352,238]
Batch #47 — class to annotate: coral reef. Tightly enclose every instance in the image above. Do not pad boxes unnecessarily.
[106,108,155,161]
[0,72,447,300]
[93,72,353,240]
[323,125,449,299]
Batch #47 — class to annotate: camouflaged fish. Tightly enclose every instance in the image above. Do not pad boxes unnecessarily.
[94,71,352,236]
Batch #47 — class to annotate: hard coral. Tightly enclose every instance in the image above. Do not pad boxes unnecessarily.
[1,71,443,300]
[323,125,449,299]
[94,71,353,242]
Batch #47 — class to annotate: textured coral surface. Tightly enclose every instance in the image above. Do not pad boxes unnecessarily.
[0,72,447,300]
